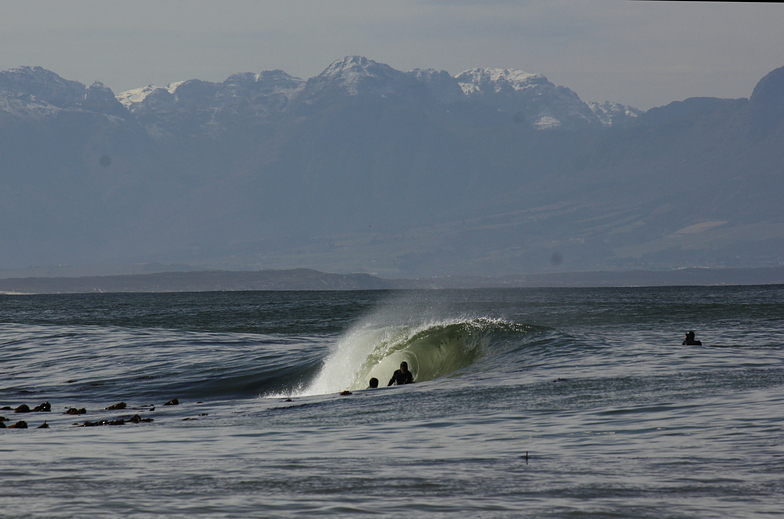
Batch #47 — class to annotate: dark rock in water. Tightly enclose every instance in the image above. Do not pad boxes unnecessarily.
[105,402,126,410]
[340,390,352,396]
[0,421,5,428]
[1,406,12,411]
[33,402,51,412]
[37,421,49,429]
[81,419,125,427]
[15,404,31,413]
[65,407,87,415]
[78,414,155,427]
[164,398,179,406]
[0,416,8,422]
[9,420,28,429]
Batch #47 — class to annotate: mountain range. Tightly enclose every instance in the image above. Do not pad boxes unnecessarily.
[0,56,782,279]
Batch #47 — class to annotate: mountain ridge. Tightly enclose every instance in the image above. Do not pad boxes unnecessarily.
[3,57,641,132]
[1,58,782,278]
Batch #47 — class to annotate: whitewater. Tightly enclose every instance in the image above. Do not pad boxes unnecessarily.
[1,286,783,517]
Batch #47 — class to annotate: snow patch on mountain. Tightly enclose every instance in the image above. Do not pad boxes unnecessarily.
[318,56,378,95]
[115,80,197,110]
[534,116,562,130]
[589,101,643,127]
[456,68,546,95]
[0,66,127,119]
[455,67,599,130]
[116,85,158,107]
[117,71,304,112]
[0,66,86,107]
[0,94,62,117]
[296,56,427,105]
[313,56,403,96]
[115,70,305,137]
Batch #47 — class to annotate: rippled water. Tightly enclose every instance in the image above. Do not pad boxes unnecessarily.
[1,286,783,517]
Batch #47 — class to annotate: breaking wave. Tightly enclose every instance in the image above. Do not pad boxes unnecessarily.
[294,317,523,396]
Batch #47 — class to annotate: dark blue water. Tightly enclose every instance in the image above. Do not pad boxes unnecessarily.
[1,286,783,517]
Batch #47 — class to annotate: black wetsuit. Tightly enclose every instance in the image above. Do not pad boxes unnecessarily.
[388,369,413,386]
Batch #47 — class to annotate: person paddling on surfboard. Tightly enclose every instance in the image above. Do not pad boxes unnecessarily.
[388,361,414,386]
[682,331,702,345]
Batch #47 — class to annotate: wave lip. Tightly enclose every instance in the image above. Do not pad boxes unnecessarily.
[297,317,513,396]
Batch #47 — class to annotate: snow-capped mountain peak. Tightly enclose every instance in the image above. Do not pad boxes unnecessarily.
[588,101,643,127]
[307,55,410,97]
[455,67,599,129]
[116,85,162,108]
[455,67,546,95]
[0,66,86,102]
[1,66,126,119]
[115,80,192,107]
[319,56,385,79]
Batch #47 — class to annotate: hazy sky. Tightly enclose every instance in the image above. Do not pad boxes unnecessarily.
[1,0,782,110]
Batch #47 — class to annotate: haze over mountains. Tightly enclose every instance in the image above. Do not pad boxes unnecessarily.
[1,56,782,279]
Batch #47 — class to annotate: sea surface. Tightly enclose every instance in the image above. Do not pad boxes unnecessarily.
[1,286,783,518]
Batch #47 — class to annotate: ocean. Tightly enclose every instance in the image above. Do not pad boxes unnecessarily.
[1,286,782,518]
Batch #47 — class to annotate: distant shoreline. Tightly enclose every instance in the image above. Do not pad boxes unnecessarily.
[0,266,782,294]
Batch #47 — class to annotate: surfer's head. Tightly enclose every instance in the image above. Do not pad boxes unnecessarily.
[368,377,379,388]
[400,361,409,373]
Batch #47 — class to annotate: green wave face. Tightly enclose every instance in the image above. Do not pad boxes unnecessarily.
[299,317,517,396]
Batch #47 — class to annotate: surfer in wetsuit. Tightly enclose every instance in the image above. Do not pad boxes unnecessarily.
[682,331,702,345]
[388,361,414,386]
